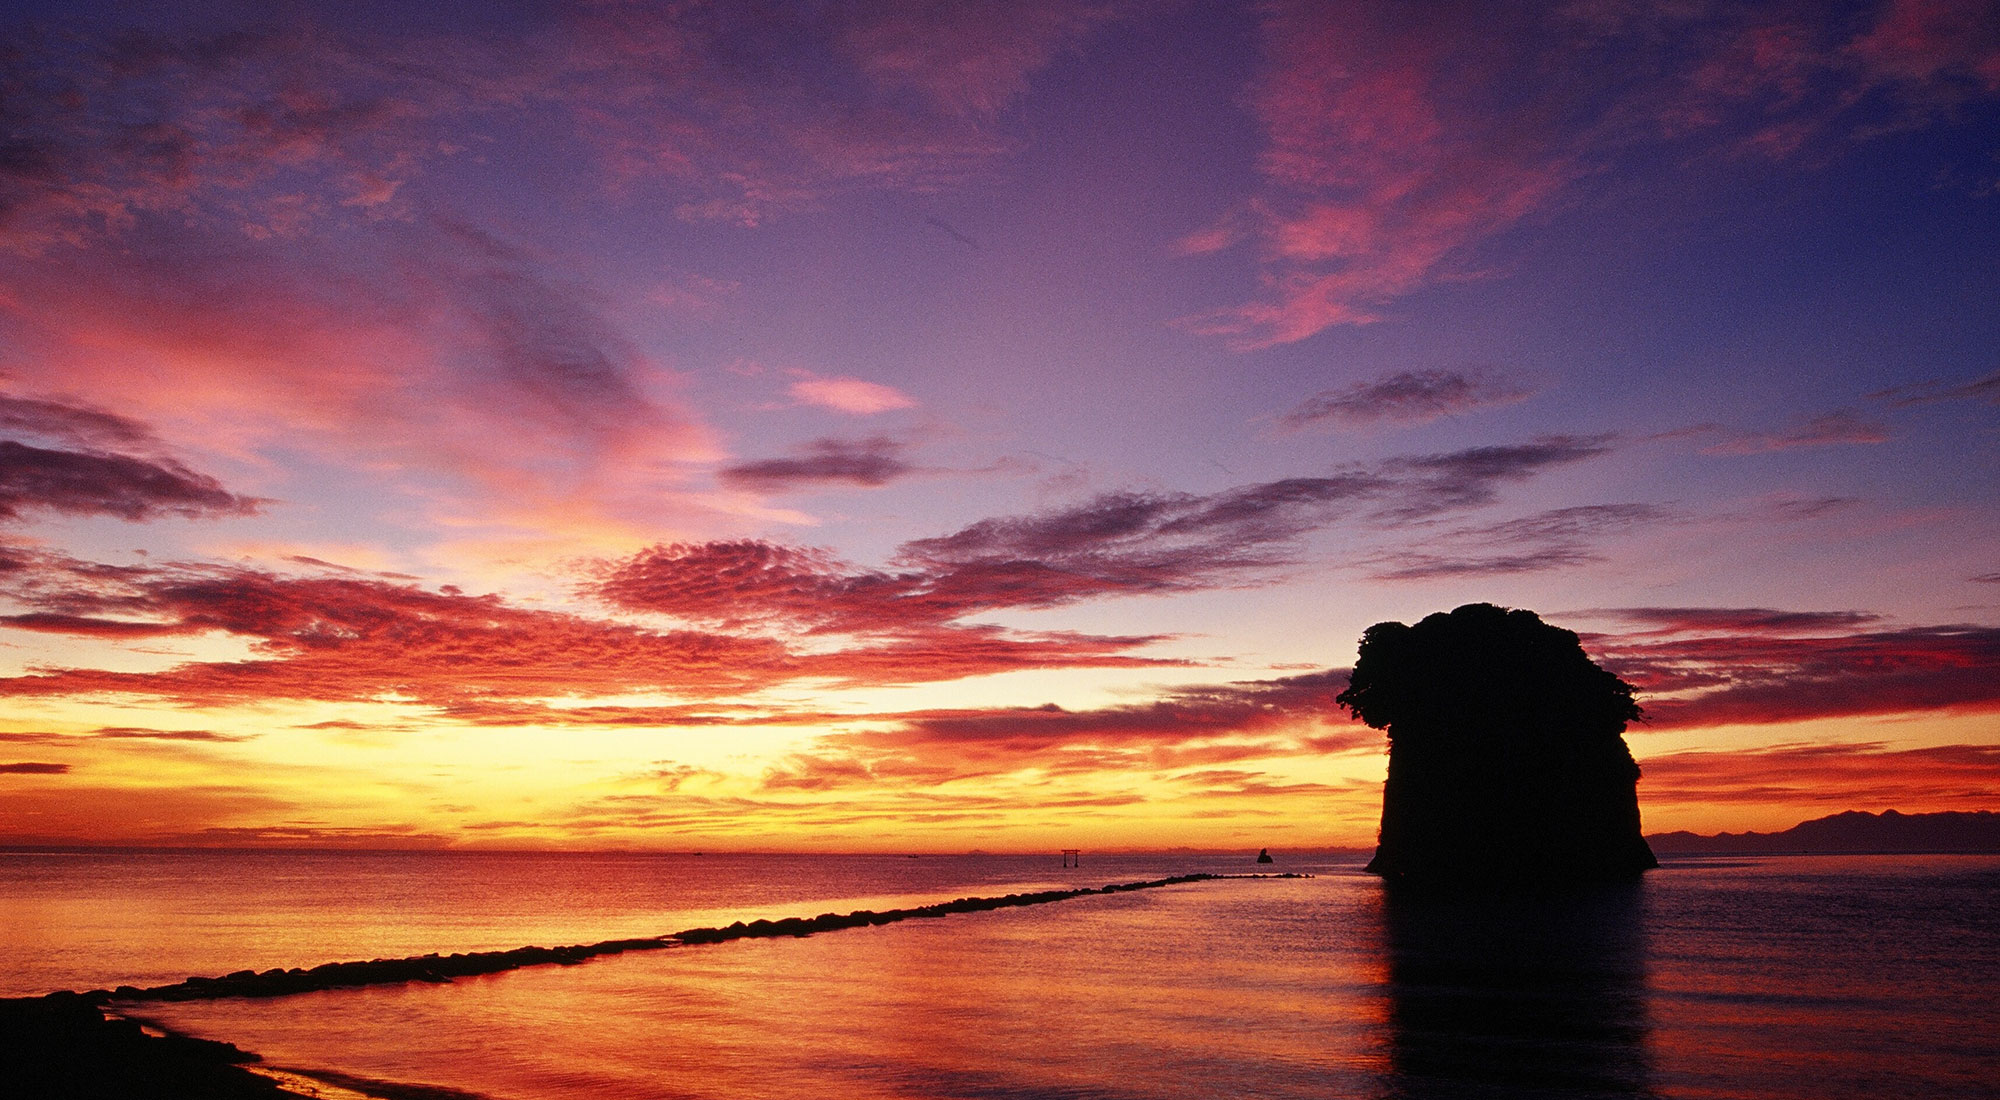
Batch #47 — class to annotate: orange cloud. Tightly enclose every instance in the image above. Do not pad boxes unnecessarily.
[1640,742,2000,819]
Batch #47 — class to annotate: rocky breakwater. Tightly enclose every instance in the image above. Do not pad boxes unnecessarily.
[38,872,1309,1007]
[1,871,1309,1096]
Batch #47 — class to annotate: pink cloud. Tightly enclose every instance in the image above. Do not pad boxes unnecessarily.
[0,220,718,538]
[0,2,1133,536]
[1182,3,1583,347]
[1191,0,2000,347]
[0,547,1178,706]
[787,376,918,414]
[597,475,1386,632]
[1849,0,2000,94]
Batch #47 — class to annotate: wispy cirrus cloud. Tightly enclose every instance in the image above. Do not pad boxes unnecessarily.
[92,727,252,742]
[567,0,1127,225]
[0,762,69,774]
[1,2,1123,248]
[2,0,1115,542]
[1581,606,1885,635]
[719,436,915,492]
[0,612,198,637]
[902,476,1388,576]
[1377,434,1617,518]
[613,434,1621,623]
[1869,368,2000,407]
[603,475,1389,632]
[1276,369,1531,432]
[1186,0,2000,347]
[1368,503,1667,580]
[0,421,1626,710]
[0,551,786,707]
[1639,742,2000,810]
[1592,621,2000,727]
[1,218,715,541]
[0,547,1171,707]
[869,670,1362,752]
[759,669,1374,793]
[1704,410,1891,454]
[0,726,250,743]
[1584,608,1880,632]
[434,223,686,449]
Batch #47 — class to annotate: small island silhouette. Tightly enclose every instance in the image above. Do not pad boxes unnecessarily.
[1338,602,1657,883]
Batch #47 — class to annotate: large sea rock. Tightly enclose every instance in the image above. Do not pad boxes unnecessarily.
[1337,603,1657,883]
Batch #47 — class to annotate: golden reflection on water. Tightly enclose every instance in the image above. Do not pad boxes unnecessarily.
[124,857,2000,1100]
[138,874,1395,1100]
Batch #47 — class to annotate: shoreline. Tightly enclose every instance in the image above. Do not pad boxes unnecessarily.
[36,872,1307,1007]
[2,871,1307,1099]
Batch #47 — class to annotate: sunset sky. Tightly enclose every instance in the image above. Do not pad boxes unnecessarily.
[2,0,1996,851]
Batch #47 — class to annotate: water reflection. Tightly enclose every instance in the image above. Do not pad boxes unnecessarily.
[1378,882,1654,1099]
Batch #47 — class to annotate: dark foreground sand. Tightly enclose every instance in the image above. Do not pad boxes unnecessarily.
[0,991,292,1099]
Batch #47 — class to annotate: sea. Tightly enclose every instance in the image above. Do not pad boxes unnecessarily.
[3,848,1997,1099]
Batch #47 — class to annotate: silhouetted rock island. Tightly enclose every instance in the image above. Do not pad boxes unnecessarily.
[1338,603,1657,884]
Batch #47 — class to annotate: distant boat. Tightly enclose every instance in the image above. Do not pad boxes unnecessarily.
[1256,848,1274,864]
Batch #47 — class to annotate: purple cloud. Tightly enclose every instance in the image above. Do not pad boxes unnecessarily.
[1870,368,2000,407]
[0,440,258,523]
[1584,607,1884,634]
[1598,623,2000,727]
[1277,369,1531,431]
[720,437,915,492]
[1706,410,1891,454]
[0,395,158,451]
[1379,435,1617,517]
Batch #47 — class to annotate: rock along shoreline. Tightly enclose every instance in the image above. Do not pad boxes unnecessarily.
[69,872,1304,1006]
[0,871,1308,1099]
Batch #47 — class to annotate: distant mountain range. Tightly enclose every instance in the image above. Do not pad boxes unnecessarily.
[1648,810,2000,854]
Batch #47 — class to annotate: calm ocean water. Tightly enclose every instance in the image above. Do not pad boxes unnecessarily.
[4,849,1997,1099]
